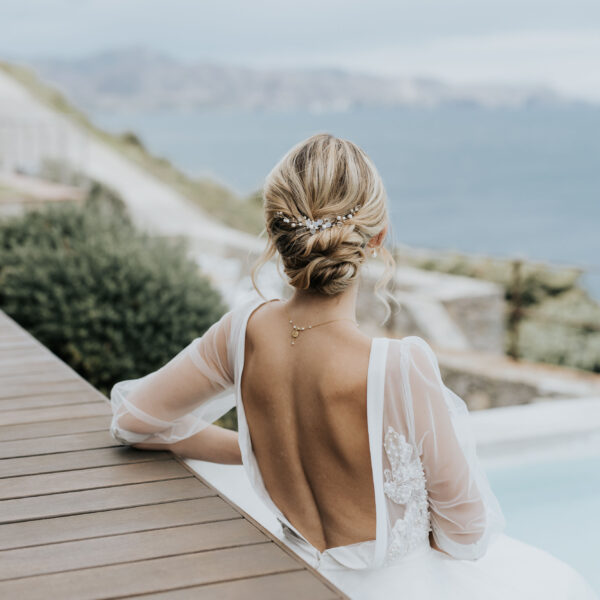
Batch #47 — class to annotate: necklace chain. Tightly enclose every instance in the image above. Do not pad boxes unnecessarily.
[284,305,359,346]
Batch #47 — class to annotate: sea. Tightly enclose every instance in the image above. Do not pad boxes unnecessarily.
[90,104,600,300]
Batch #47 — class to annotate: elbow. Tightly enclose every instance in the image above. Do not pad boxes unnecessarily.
[430,504,490,561]
[109,417,154,447]
[109,419,131,446]
[431,526,490,561]
[110,425,170,451]
[457,529,490,561]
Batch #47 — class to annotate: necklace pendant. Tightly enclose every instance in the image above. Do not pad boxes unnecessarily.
[291,329,299,339]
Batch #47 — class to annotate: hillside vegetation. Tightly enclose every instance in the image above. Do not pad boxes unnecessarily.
[0,61,265,235]
[396,246,600,373]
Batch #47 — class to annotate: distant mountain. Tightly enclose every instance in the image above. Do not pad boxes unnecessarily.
[28,47,570,112]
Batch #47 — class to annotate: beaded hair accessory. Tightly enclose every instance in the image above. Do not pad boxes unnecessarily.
[275,204,362,235]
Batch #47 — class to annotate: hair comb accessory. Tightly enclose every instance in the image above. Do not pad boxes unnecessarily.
[275,204,362,235]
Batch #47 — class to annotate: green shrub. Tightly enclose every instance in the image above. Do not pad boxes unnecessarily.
[0,196,231,414]
[514,288,600,372]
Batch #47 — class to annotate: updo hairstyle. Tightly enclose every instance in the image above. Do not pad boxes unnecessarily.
[251,133,396,322]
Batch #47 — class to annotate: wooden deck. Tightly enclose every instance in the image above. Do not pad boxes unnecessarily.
[0,310,346,599]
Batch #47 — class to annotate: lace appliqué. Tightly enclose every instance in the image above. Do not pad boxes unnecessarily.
[382,425,431,564]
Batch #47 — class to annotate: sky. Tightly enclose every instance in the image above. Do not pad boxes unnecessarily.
[2,0,600,101]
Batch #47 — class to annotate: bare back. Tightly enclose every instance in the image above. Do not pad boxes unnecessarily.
[241,299,377,552]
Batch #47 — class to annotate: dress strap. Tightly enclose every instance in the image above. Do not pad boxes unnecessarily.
[367,336,390,568]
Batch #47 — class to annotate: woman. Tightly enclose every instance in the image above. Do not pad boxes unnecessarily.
[110,133,598,599]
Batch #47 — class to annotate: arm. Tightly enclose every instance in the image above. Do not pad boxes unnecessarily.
[405,336,505,560]
[134,424,241,464]
[109,309,239,463]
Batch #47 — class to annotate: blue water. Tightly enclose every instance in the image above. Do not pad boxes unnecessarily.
[91,105,600,299]
[487,454,600,593]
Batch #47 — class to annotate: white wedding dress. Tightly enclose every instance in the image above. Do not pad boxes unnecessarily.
[109,293,598,599]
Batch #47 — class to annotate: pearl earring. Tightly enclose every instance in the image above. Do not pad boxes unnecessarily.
[371,246,378,258]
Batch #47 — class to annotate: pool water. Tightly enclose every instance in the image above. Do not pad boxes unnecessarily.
[486,454,600,593]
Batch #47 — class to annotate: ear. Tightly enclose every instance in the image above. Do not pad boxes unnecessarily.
[368,223,388,248]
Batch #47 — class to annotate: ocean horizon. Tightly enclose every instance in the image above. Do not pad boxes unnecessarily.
[90,104,600,299]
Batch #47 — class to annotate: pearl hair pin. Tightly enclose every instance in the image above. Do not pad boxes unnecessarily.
[275,204,362,235]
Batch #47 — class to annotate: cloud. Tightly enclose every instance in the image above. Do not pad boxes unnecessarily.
[1,1,599,101]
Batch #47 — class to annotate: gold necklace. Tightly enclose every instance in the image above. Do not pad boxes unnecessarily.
[285,307,359,346]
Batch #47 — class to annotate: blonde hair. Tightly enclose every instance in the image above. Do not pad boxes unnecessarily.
[251,133,396,323]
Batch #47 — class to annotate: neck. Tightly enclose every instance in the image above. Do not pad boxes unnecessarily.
[285,281,359,323]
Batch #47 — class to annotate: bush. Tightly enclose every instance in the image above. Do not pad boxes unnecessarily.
[514,288,600,372]
[395,246,600,372]
[0,195,229,404]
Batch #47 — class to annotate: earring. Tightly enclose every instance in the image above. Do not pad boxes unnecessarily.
[371,246,378,258]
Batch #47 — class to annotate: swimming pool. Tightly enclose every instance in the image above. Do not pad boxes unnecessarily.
[486,452,600,593]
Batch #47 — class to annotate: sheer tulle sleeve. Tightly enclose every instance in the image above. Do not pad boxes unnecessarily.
[109,309,237,446]
[403,336,506,560]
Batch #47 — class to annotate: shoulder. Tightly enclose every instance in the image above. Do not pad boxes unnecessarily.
[239,294,282,334]
[237,292,281,317]
[190,294,266,349]
[384,335,441,375]
[219,293,278,331]
[385,335,436,356]
[227,292,282,345]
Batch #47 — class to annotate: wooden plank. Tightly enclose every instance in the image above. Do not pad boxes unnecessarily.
[134,571,340,600]
[0,362,72,378]
[0,329,41,341]
[0,342,45,356]
[0,349,62,365]
[0,329,22,338]
[0,325,27,333]
[0,477,213,523]
[0,315,19,324]
[0,347,50,361]
[0,330,39,343]
[0,338,39,350]
[0,543,301,600]
[0,333,23,343]
[0,391,107,411]
[0,319,19,332]
[0,340,54,354]
[0,402,110,426]
[0,360,66,379]
[0,447,172,478]
[0,378,93,399]
[0,415,110,442]
[1,459,190,499]
[0,496,240,550]
[0,430,118,458]
[0,367,80,383]
[0,519,265,580]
